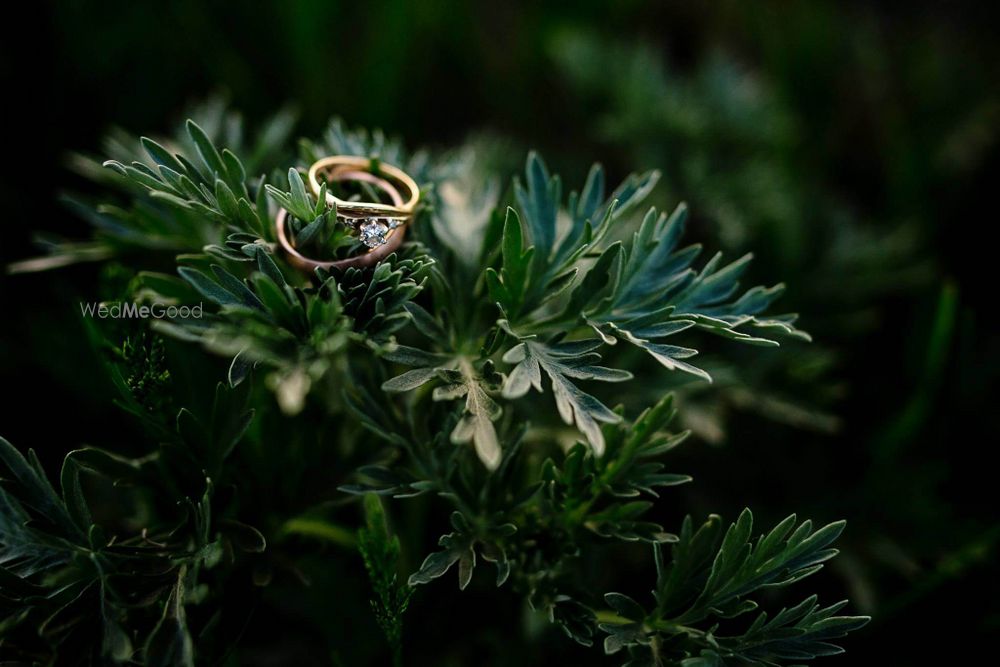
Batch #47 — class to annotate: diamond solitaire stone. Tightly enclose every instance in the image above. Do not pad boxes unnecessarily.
[358,219,390,248]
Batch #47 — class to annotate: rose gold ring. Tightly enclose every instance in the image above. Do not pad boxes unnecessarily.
[276,169,408,272]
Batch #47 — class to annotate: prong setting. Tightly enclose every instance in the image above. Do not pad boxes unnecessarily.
[337,215,405,248]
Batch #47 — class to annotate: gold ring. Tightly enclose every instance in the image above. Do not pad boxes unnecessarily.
[307,155,419,217]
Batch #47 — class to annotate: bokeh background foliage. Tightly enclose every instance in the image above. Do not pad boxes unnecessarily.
[2,1,998,664]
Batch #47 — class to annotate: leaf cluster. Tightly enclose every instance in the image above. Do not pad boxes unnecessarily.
[598,510,869,666]
[0,378,261,665]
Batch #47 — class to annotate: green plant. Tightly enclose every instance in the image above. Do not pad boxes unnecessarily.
[1,109,867,665]
[356,494,412,667]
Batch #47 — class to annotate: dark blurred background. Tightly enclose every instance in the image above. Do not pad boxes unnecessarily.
[2,1,999,663]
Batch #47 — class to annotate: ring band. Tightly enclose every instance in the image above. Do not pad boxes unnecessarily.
[276,167,409,272]
[307,156,419,216]
[333,170,405,208]
[276,208,407,272]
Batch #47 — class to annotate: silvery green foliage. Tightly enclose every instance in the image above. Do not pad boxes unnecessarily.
[599,510,868,665]
[1,109,865,665]
[387,152,808,465]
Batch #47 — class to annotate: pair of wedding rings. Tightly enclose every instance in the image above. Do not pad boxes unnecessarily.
[275,156,420,271]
